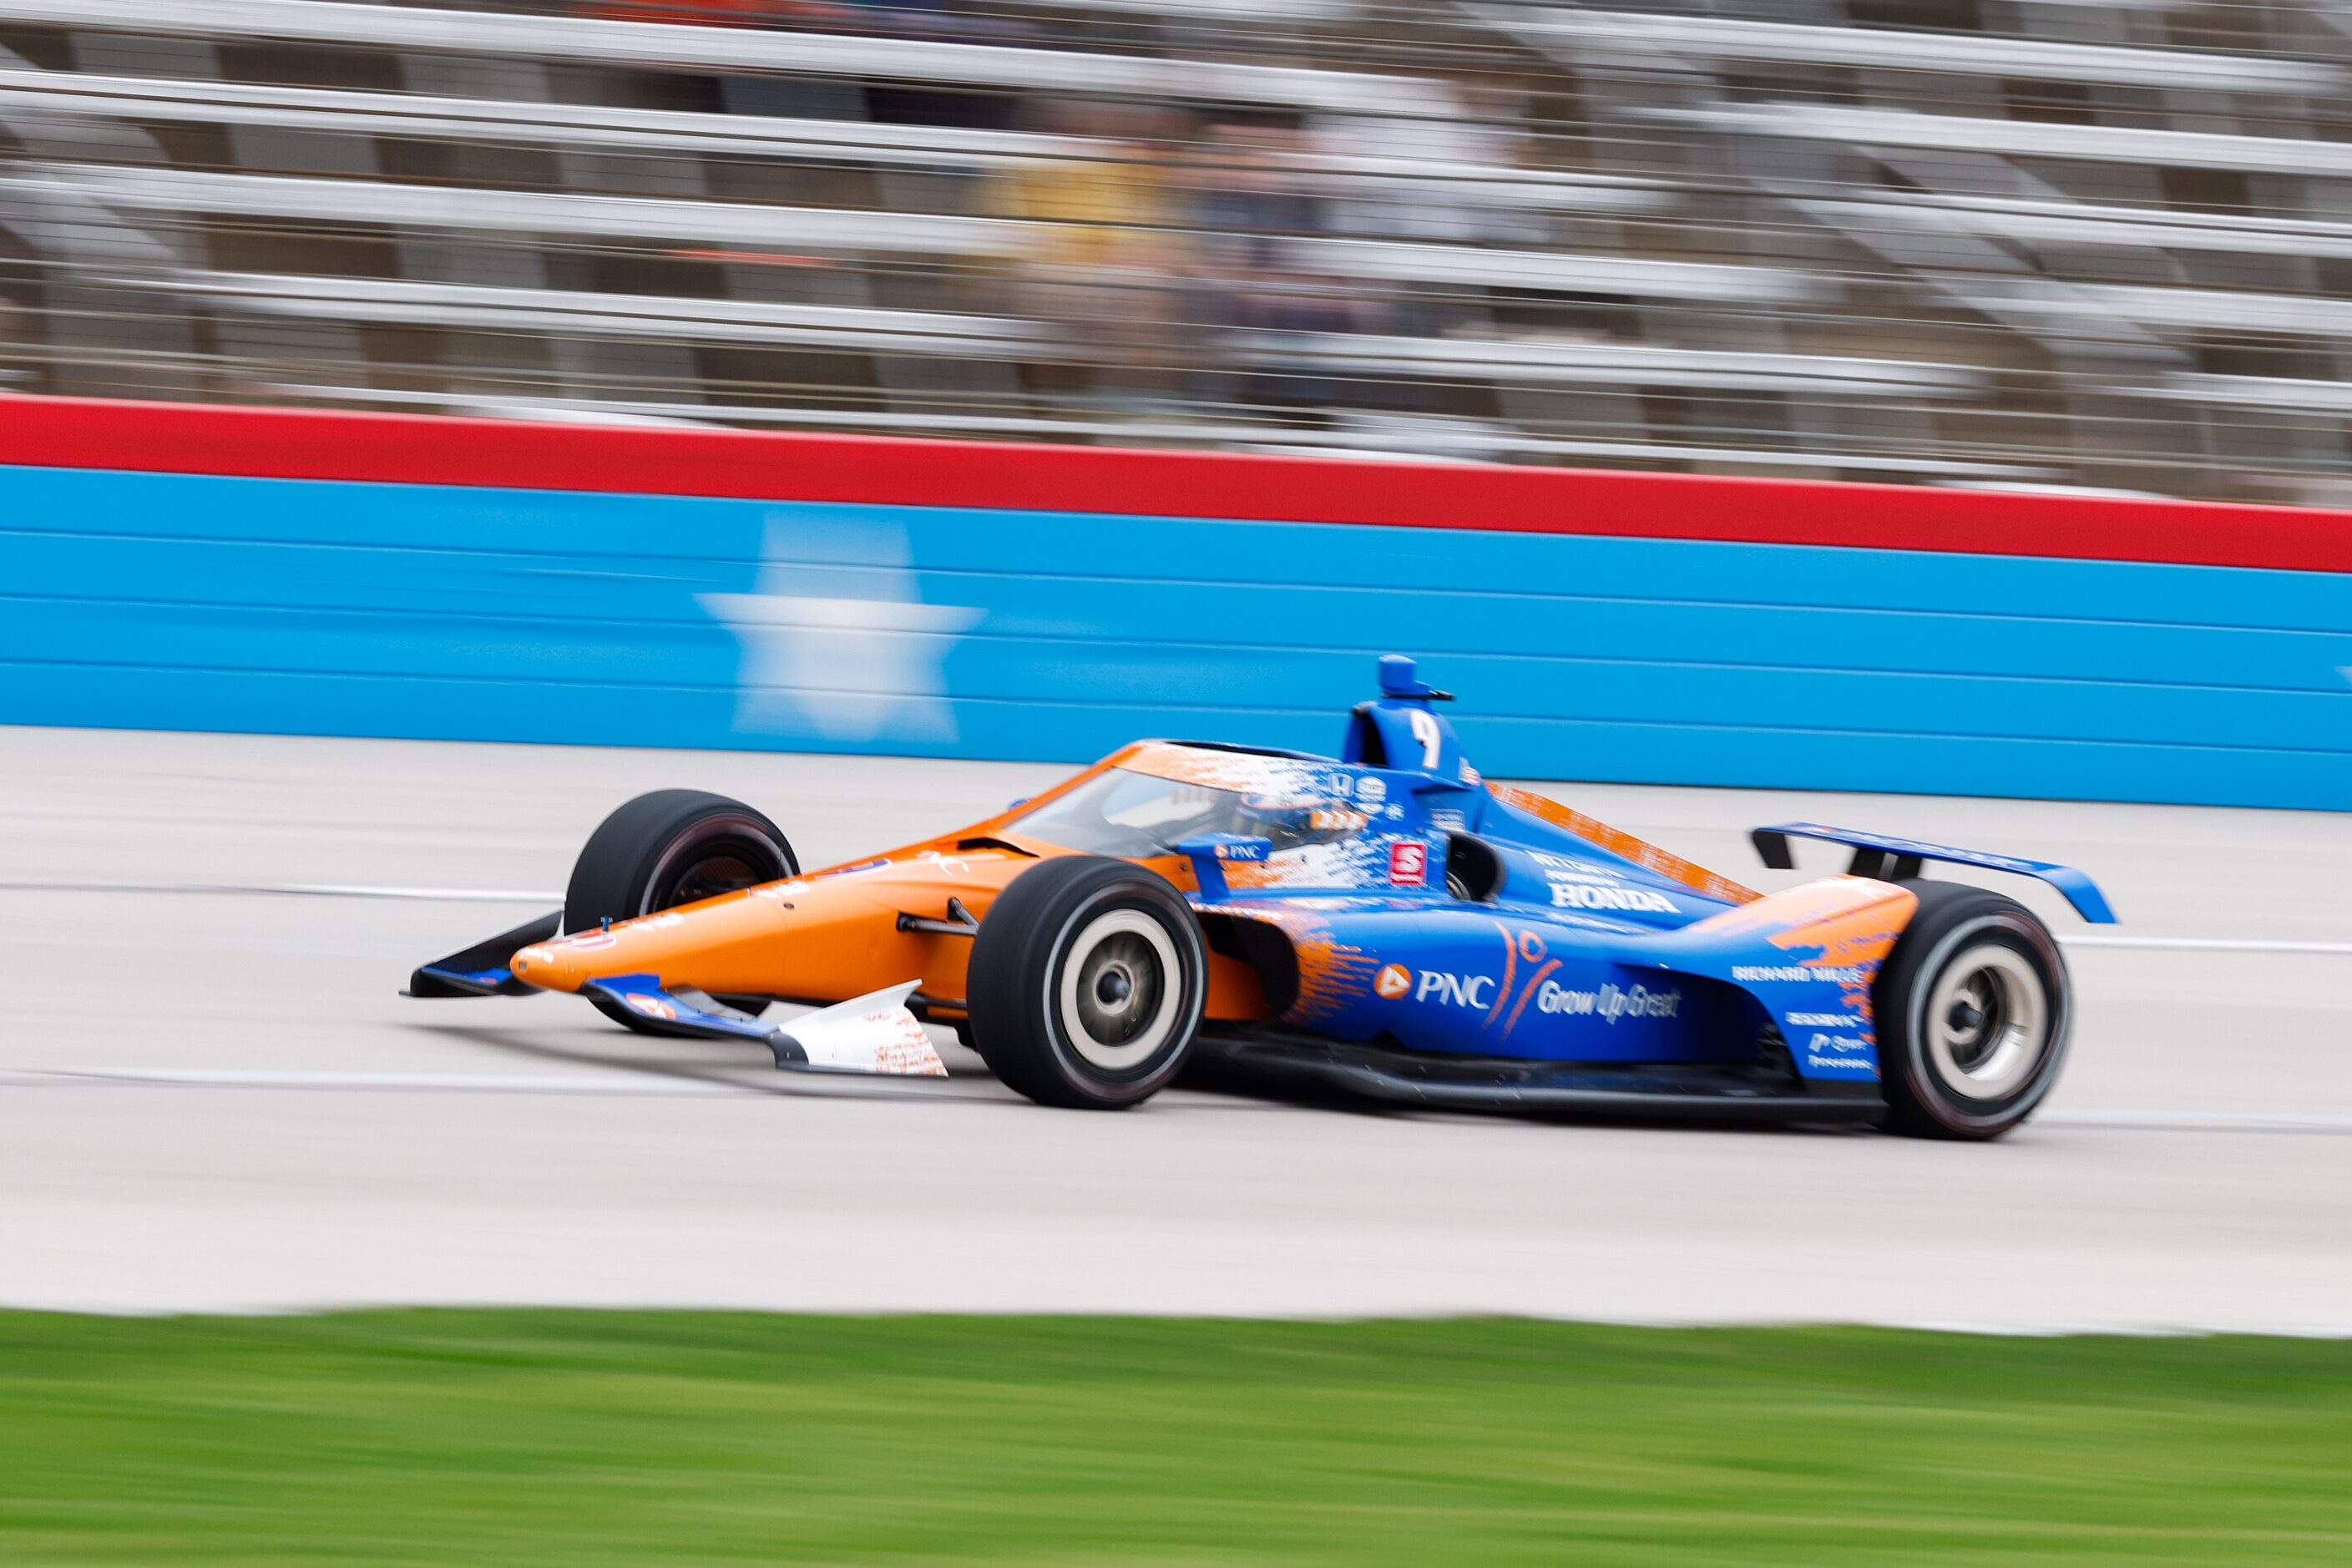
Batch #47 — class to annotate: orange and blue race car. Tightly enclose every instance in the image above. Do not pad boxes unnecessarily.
[408,656,2116,1139]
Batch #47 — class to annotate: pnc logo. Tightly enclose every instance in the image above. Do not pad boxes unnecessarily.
[1373,964,1414,999]
[1416,971,1496,1009]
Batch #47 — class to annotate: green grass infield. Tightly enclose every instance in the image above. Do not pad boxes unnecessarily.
[0,1313,2346,1564]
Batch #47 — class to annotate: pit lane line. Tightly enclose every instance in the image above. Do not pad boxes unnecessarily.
[8,879,2346,956]
[4,1069,2350,1134]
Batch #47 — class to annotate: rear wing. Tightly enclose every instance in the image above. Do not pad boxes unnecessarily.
[1751,822,2116,924]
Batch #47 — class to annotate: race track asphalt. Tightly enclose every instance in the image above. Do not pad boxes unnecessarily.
[3,725,2346,1331]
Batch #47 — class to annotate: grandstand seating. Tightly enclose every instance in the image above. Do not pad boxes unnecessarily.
[2,0,2349,500]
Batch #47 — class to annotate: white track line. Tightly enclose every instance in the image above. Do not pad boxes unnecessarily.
[0,1069,750,1095]
[2060,934,2352,955]
[281,883,564,903]
[2040,1109,2352,1133]
[0,1067,1018,1102]
[0,880,561,903]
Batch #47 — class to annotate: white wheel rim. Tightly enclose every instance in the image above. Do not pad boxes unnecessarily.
[1056,908,1182,1073]
[1924,943,2049,1100]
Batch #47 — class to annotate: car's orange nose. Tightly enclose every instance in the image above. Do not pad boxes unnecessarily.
[508,890,798,994]
[503,858,1014,1002]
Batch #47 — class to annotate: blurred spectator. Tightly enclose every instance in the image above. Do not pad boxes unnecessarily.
[984,104,1196,408]
[1313,79,1538,245]
[1189,120,1392,417]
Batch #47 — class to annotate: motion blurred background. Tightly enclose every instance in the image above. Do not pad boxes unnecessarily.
[4,11,2351,1560]
[8,0,2352,502]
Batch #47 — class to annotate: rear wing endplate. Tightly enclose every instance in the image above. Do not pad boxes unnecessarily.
[1751,822,2117,924]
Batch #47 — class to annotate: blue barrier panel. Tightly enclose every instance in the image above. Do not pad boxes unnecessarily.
[3,464,2348,808]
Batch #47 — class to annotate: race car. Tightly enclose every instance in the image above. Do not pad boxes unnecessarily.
[408,656,2114,1139]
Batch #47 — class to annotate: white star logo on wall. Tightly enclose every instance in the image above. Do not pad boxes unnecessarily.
[700,520,982,744]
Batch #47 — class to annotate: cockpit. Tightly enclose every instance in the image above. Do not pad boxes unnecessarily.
[1011,766,1368,860]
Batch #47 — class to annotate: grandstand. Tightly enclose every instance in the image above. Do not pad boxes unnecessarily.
[3,0,2351,501]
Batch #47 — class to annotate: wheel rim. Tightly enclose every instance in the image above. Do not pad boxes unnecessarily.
[643,824,788,914]
[1924,943,2049,1101]
[1057,908,1181,1074]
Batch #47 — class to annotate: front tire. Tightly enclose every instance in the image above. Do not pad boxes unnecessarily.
[967,857,1206,1110]
[564,790,797,1029]
[1874,880,2071,1140]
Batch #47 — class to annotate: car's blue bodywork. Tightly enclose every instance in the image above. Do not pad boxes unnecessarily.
[410,655,2115,1120]
[1166,657,2114,1106]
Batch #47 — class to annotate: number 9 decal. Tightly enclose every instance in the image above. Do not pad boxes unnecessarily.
[1407,708,1443,771]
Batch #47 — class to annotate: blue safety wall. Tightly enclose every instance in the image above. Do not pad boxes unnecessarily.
[3,463,2348,809]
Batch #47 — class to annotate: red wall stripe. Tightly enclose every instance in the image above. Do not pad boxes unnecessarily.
[3,392,2347,573]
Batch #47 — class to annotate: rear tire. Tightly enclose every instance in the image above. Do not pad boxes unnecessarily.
[564,790,797,1029]
[1874,880,2071,1140]
[968,857,1206,1109]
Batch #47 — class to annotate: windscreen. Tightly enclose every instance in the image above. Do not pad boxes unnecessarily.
[1012,767,1368,859]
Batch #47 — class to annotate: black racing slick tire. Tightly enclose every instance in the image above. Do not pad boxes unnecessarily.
[564,790,797,1028]
[967,856,1207,1110]
[1873,880,2071,1141]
